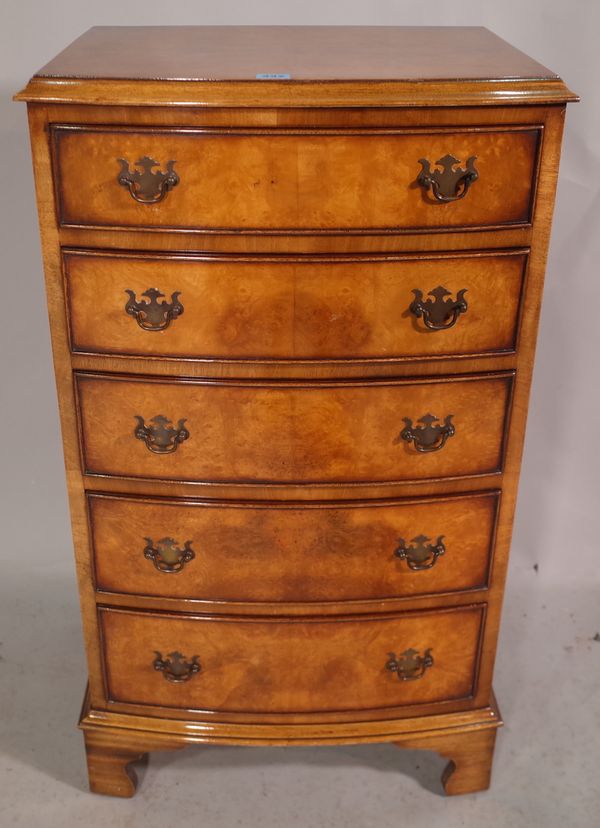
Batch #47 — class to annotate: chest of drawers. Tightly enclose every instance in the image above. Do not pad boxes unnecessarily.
[16,25,576,798]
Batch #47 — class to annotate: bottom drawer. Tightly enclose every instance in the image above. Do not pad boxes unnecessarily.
[99,604,484,715]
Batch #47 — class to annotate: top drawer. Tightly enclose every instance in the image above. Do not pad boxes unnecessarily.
[52,126,540,234]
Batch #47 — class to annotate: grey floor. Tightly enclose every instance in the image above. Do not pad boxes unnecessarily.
[1,551,598,827]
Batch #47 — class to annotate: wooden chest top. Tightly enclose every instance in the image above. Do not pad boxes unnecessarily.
[16,25,576,107]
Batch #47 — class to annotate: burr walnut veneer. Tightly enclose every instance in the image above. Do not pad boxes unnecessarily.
[16,26,576,798]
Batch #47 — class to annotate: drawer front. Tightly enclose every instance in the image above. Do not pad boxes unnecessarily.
[99,605,484,713]
[76,372,513,485]
[89,491,499,603]
[66,250,526,362]
[53,126,539,233]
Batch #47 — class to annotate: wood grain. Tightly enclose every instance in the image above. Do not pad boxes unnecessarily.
[15,26,577,108]
[79,687,502,796]
[65,249,526,363]
[53,126,539,233]
[80,679,501,737]
[99,604,484,715]
[89,490,499,604]
[396,724,497,795]
[30,26,558,82]
[16,24,575,798]
[75,372,513,485]
[83,727,183,797]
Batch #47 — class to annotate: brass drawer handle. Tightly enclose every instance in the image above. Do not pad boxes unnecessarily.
[143,537,195,573]
[397,413,455,453]
[125,288,184,332]
[409,286,468,331]
[417,154,478,203]
[386,648,433,681]
[394,535,446,570]
[117,156,179,204]
[134,415,189,454]
[153,651,201,683]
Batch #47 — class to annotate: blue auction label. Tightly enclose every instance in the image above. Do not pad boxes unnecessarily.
[256,73,291,79]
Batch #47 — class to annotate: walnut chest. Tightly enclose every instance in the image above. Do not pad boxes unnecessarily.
[15,26,577,797]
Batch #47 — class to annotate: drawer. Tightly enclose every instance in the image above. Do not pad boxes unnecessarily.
[99,604,484,714]
[76,372,513,485]
[65,249,527,362]
[89,491,499,603]
[53,125,539,233]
